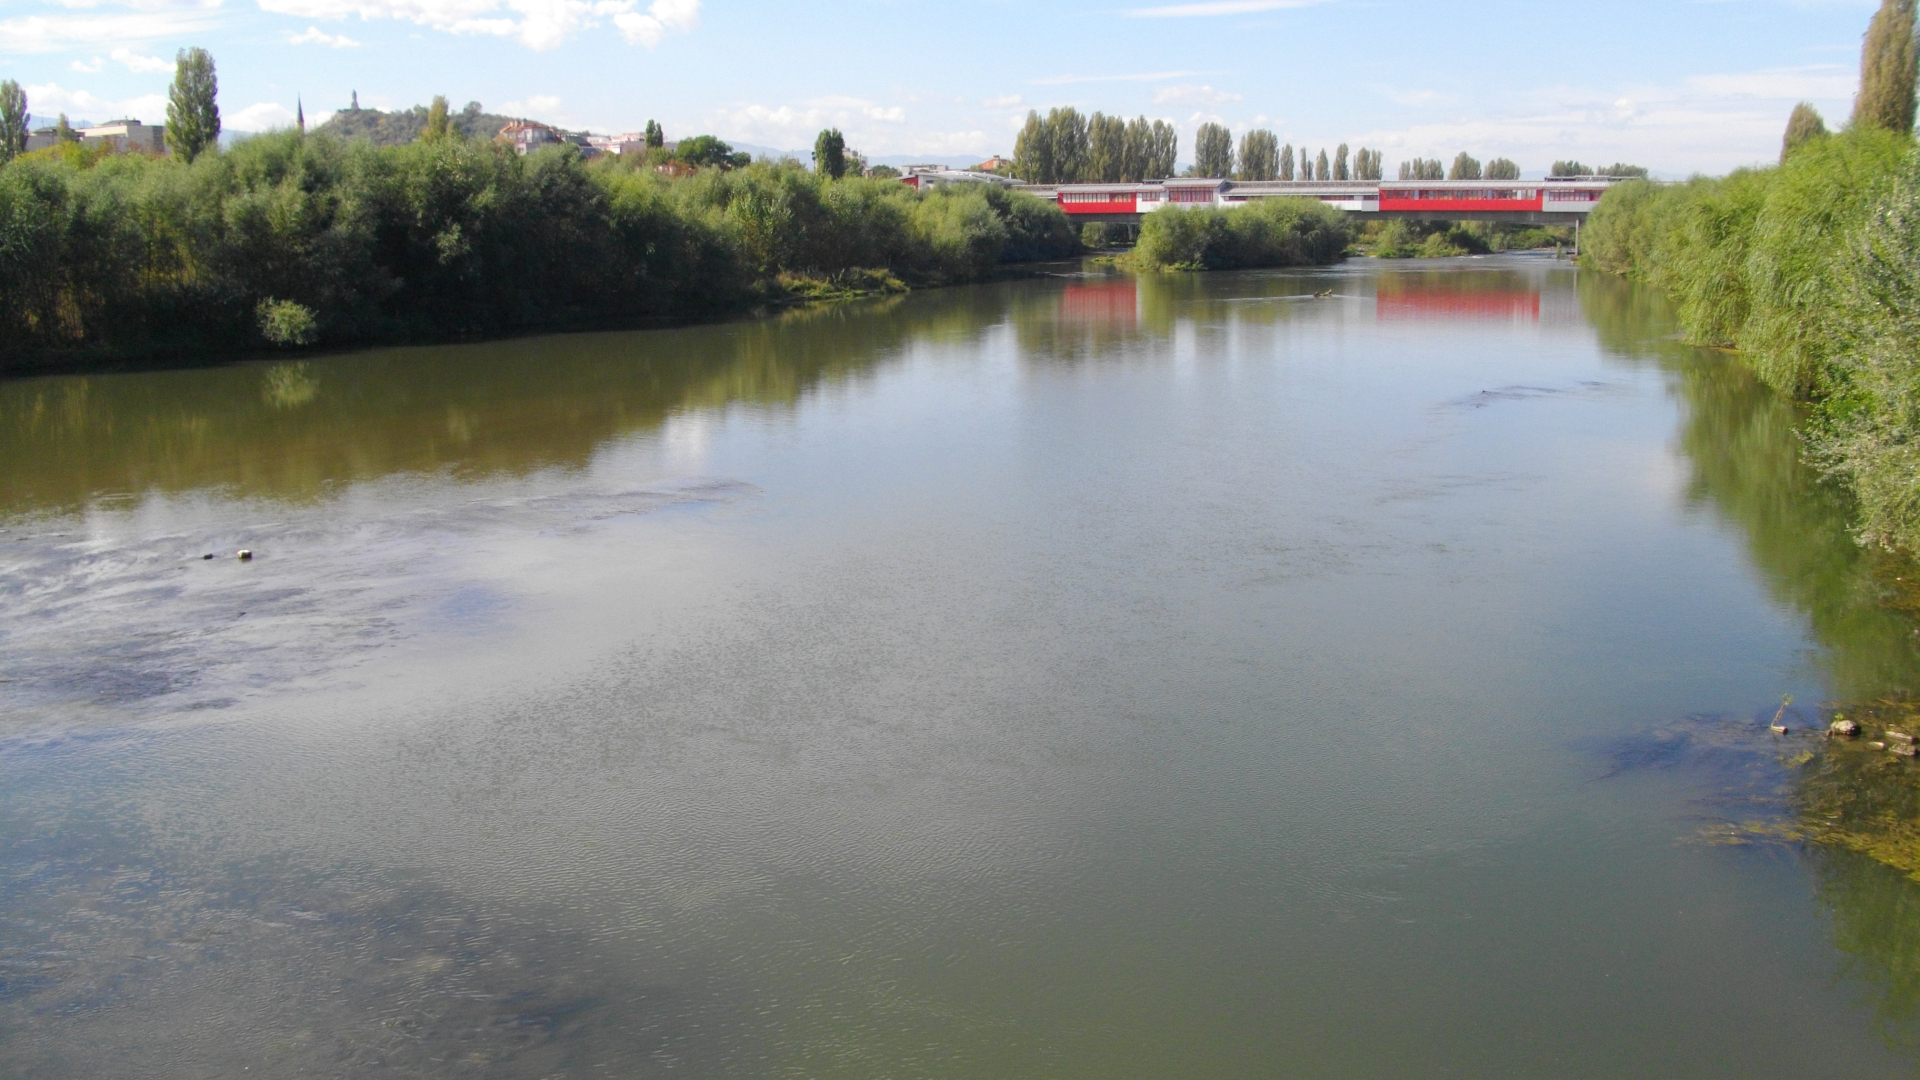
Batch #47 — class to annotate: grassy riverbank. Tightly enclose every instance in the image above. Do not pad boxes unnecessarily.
[1582,129,1920,552]
[0,132,1079,375]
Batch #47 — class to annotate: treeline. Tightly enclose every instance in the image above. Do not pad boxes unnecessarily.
[1397,153,1522,181]
[1013,108,1179,183]
[317,100,522,147]
[0,131,1079,372]
[1580,1,1920,550]
[1196,124,1384,181]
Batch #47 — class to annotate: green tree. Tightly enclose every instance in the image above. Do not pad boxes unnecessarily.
[644,120,664,148]
[1354,148,1384,181]
[1315,148,1329,181]
[1014,111,1051,182]
[1485,157,1520,180]
[813,128,847,178]
[166,46,220,162]
[676,134,748,169]
[0,80,26,165]
[1148,119,1177,179]
[1086,112,1126,182]
[54,113,76,143]
[1448,152,1482,180]
[1333,143,1350,181]
[1782,102,1830,161]
[1237,129,1279,180]
[1550,160,1589,177]
[1853,0,1918,134]
[1045,107,1089,181]
[1278,142,1294,180]
[1194,122,1233,177]
[423,95,450,143]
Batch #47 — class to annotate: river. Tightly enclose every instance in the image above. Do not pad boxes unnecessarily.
[4,257,1920,1077]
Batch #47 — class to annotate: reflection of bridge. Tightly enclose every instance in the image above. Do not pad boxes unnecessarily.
[1020,177,1625,226]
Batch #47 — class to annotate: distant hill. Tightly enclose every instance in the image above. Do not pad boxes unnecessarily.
[315,103,525,146]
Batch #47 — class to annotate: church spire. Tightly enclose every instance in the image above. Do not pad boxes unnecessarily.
[296,96,305,134]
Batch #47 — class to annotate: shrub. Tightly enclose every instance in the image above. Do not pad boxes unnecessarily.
[1132,197,1349,271]
[257,298,318,345]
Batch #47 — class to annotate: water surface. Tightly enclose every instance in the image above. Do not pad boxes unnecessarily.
[5,258,1920,1077]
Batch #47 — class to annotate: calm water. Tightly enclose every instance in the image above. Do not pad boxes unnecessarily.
[5,258,1920,1077]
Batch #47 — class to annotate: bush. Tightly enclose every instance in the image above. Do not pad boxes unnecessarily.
[257,299,318,345]
[1132,197,1349,271]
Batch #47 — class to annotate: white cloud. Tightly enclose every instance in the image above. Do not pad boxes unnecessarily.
[706,97,990,156]
[1126,0,1332,16]
[499,93,563,119]
[288,23,361,44]
[110,46,172,70]
[1032,70,1201,85]
[256,0,696,50]
[0,9,222,52]
[228,101,298,130]
[22,82,168,124]
[1154,83,1242,107]
[71,56,105,71]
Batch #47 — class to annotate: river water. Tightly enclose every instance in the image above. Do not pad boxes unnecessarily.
[5,258,1920,1077]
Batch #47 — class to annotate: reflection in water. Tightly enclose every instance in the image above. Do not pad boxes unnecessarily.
[1376,268,1542,322]
[1582,271,1920,1042]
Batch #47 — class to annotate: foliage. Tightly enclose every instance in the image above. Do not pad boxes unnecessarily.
[0,81,24,166]
[1014,108,1175,183]
[1131,197,1349,271]
[644,120,663,148]
[1333,143,1350,180]
[1352,148,1384,181]
[1193,122,1233,178]
[1315,149,1329,181]
[257,298,319,345]
[812,128,846,179]
[0,133,1079,372]
[1278,142,1294,180]
[166,47,220,163]
[318,102,520,146]
[1854,0,1918,135]
[1398,158,1444,180]
[1237,129,1279,180]
[423,96,451,143]
[675,135,750,170]
[1448,152,1481,180]
[1485,157,1520,180]
[1783,102,1831,162]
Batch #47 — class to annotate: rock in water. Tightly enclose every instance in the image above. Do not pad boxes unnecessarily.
[237,549,253,561]
[1831,718,1861,737]
[1894,743,1917,758]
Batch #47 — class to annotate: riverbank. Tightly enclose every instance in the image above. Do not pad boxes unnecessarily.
[1581,130,1920,553]
[0,132,1080,377]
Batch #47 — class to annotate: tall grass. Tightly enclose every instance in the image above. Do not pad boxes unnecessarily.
[0,132,1078,373]
[1130,197,1349,271]
[1582,128,1920,549]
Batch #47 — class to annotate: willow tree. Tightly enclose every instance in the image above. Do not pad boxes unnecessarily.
[0,81,24,165]
[1781,102,1830,161]
[166,47,220,162]
[1237,129,1279,179]
[1485,157,1520,180]
[1448,152,1481,180]
[1852,0,1918,134]
[813,128,846,178]
[1194,122,1233,178]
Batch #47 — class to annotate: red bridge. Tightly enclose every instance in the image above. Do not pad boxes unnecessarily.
[1012,177,1622,226]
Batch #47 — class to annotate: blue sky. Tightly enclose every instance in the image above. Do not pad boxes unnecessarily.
[0,0,1883,176]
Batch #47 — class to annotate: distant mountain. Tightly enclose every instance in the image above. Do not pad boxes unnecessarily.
[314,104,526,147]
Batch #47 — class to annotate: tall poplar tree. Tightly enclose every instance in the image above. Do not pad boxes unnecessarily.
[165,47,220,162]
[0,81,26,165]
[1315,148,1329,181]
[1014,111,1052,181]
[1086,112,1127,181]
[1448,152,1481,180]
[1484,157,1520,180]
[1781,102,1830,161]
[1044,107,1090,182]
[1333,143,1350,181]
[1237,129,1279,179]
[813,128,846,178]
[1852,0,1918,134]
[1193,122,1233,177]
[423,95,451,143]
[644,120,664,148]
[1149,120,1178,179]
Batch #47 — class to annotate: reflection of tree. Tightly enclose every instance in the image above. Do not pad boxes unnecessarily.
[1584,269,1920,1040]
[0,290,1002,516]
